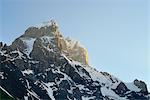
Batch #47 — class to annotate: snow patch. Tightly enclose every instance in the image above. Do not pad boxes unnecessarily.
[26,79,31,89]
[0,50,7,56]
[42,82,55,100]
[21,38,36,57]
[11,50,24,59]
[125,82,141,92]
[101,87,127,100]
[0,72,4,79]
[82,96,96,100]
[41,36,54,44]
[22,69,33,75]
[84,66,120,88]
[27,90,40,100]
[29,60,39,64]
[24,96,28,100]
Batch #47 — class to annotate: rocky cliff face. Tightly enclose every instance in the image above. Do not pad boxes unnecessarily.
[0,20,149,100]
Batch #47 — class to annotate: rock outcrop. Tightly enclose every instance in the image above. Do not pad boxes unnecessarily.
[134,79,148,95]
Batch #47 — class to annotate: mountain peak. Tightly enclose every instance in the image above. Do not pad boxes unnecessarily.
[1,21,149,100]
[11,20,89,65]
[22,20,59,38]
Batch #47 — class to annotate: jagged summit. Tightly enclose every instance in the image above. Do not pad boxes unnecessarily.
[22,20,59,38]
[0,20,149,100]
[11,20,89,65]
[38,20,59,28]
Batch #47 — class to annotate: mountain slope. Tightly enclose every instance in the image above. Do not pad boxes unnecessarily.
[0,20,149,100]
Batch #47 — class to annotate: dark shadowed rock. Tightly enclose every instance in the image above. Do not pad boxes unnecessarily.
[134,79,148,95]
[114,82,129,97]
[11,38,26,52]
[0,42,3,48]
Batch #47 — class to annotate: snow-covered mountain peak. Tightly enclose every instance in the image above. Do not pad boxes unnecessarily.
[0,21,149,100]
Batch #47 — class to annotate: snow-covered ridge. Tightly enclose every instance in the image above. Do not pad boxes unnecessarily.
[63,53,120,89]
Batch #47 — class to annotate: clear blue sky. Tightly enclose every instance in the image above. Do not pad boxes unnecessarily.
[0,0,149,90]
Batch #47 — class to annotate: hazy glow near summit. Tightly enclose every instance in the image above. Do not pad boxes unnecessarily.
[0,0,149,90]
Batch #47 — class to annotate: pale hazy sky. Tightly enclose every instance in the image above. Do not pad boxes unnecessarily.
[0,0,150,89]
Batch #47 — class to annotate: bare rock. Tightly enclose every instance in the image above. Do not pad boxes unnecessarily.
[134,79,148,95]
